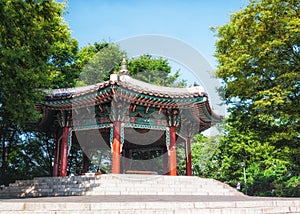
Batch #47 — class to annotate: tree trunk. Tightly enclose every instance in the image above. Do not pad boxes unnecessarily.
[0,134,7,184]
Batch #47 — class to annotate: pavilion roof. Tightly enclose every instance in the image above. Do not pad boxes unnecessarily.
[44,74,207,101]
[40,73,222,127]
[36,58,222,135]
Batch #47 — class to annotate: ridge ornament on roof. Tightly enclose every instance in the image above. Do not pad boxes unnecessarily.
[120,56,129,76]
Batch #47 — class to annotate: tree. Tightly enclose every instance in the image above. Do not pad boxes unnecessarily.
[3,132,55,185]
[0,0,76,184]
[128,55,186,87]
[190,134,221,177]
[77,42,125,85]
[209,119,294,196]
[48,37,79,89]
[0,0,75,126]
[215,0,300,143]
[213,0,300,196]
[77,44,187,87]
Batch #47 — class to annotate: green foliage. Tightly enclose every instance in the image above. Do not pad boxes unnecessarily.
[77,42,125,85]
[176,142,187,175]
[76,44,186,87]
[191,134,221,177]
[88,149,111,174]
[128,55,186,87]
[0,0,77,185]
[0,0,74,126]
[48,37,79,88]
[208,119,298,196]
[1,131,54,185]
[212,0,300,196]
[215,0,300,144]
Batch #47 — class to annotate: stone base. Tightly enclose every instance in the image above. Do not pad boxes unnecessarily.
[1,195,300,213]
[0,175,300,213]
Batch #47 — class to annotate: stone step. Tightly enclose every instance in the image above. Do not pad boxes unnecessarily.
[10,175,224,186]
[0,198,300,214]
[0,189,235,197]
[1,175,300,213]
[25,184,226,192]
[88,187,235,195]
[0,174,243,198]
[9,180,222,188]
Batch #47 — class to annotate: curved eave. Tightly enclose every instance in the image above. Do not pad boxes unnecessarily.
[44,81,111,100]
[113,85,206,109]
[41,82,113,110]
[118,75,207,99]
[37,74,223,132]
[42,75,207,101]
[192,99,223,128]
[40,75,209,110]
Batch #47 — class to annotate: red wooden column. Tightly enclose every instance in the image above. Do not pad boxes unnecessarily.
[60,127,69,177]
[168,126,177,176]
[112,121,121,174]
[186,137,192,176]
[52,137,61,177]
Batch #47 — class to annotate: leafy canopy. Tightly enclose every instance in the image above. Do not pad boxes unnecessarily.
[128,55,186,87]
[77,43,187,87]
[77,42,125,85]
[0,0,78,185]
[211,0,300,196]
[215,0,300,144]
[209,120,295,196]
[0,0,75,127]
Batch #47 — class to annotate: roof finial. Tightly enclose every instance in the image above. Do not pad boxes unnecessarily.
[120,56,129,76]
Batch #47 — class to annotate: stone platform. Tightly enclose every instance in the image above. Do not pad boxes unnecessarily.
[0,174,300,213]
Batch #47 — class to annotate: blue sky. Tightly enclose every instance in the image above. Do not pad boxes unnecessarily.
[64,0,249,67]
[63,1,250,115]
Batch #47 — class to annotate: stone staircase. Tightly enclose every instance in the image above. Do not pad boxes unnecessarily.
[86,174,244,196]
[1,174,300,213]
[0,175,97,198]
[1,197,300,214]
[0,174,242,198]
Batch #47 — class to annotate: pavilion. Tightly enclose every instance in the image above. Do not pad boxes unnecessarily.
[35,58,222,177]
